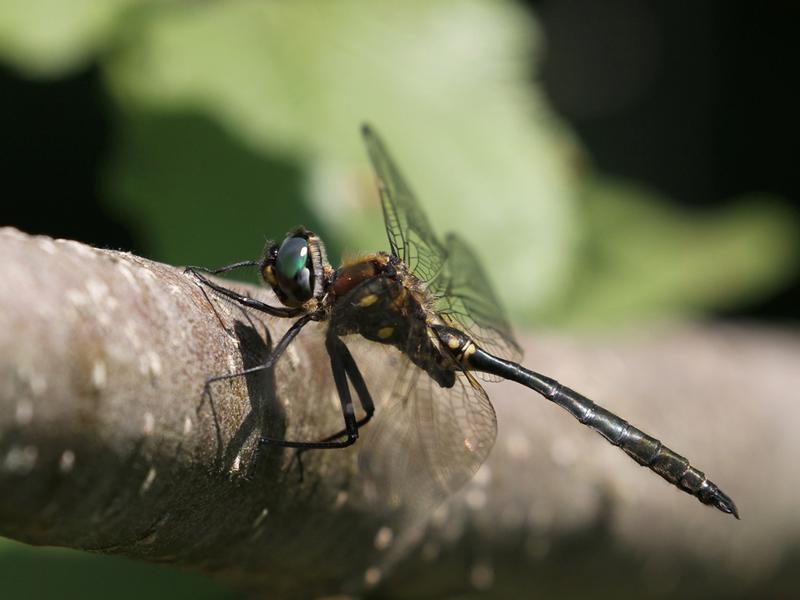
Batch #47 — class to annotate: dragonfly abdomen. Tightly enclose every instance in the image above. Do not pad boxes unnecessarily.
[457,336,739,518]
[552,389,720,500]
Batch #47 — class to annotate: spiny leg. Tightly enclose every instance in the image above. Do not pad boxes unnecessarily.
[463,340,739,518]
[197,314,312,478]
[185,265,304,318]
[312,337,376,443]
[290,338,376,470]
[185,261,260,326]
[201,313,314,407]
[286,337,376,480]
[194,282,236,337]
[259,334,361,450]
[186,260,259,276]
[185,262,261,334]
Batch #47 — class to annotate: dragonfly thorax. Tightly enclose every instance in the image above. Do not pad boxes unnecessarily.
[329,255,457,389]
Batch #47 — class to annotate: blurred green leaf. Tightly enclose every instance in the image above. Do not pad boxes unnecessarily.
[103,0,579,313]
[0,0,133,76]
[0,536,238,599]
[538,176,800,327]
[104,110,332,270]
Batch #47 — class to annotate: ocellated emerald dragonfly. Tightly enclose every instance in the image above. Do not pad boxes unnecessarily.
[186,126,738,519]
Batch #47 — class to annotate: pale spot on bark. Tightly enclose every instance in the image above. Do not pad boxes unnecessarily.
[4,445,38,473]
[59,450,76,473]
[147,351,162,377]
[252,507,269,528]
[364,567,382,587]
[140,467,157,493]
[143,412,155,435]
[373,526,393,550]
[469,561,494,590]
[85,278,109,304]
[465,488,487,510]
[91,360,107,390]
[15,400,33,425]
[334,490,349,509]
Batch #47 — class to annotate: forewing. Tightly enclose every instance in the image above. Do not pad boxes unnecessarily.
[359,361,497,515]
[361,126,520,376]
[361,125,447,283]
[431,234,523,375]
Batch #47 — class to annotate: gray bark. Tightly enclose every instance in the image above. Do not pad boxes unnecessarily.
[0,227,798,598]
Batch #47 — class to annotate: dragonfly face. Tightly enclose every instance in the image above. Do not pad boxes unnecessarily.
[260,227,331,309]
[188,125,738,519]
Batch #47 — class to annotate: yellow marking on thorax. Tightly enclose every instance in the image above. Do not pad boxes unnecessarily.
[262,265,277,287]
[377,326,394,339]
[359,293,378,307]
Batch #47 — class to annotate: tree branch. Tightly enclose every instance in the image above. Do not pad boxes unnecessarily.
[1,227,798,598]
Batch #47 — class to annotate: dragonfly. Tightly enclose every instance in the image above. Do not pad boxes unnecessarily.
[186,125,739,519]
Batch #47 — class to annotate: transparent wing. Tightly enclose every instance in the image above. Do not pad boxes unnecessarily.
[362,125,521,374]
[431,233,523,374]
[361,124,447,283]
[358,359,497,515]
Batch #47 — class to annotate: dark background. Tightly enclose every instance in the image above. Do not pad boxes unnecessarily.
[534,0,799,321]
[1,0,797,322]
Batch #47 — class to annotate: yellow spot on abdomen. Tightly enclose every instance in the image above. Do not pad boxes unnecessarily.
[377,326,394,339]
[462,342,476,360]
[447,336,460,350]
[359,293,378,307]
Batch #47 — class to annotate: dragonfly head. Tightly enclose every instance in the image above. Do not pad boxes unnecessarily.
[260,227,330,308]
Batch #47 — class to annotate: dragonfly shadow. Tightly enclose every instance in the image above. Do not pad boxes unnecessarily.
[217,319,288,477]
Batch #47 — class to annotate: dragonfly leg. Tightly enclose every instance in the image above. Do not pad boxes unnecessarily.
[186,260,259,276]
[301,338,375,448]
[185,265,304,318]
[201,314,313,407]
[280,337,376,480]
[259,335,360,450]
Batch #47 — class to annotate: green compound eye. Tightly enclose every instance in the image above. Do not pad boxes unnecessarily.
[274,235,313,304]
[276,236,308,280]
